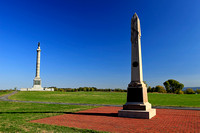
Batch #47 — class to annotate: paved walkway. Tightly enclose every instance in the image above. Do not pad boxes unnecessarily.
[1,91,200,110]
[31,106,200,133]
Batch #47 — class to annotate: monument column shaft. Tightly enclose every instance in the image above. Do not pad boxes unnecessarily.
[130,15,143,83]
[33,42,42,88]
[131,33,143,82]
[36,47,41,78]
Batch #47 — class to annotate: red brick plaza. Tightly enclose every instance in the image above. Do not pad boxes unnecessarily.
[31,107,200,133]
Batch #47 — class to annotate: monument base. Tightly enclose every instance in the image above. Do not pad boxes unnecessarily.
[118,108,156,119]
[118,102,156,119]
[32,84,43,90]
[20,88,54,91]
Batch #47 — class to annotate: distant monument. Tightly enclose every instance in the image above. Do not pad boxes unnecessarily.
[118,13,156,119]
[21,42,54,91]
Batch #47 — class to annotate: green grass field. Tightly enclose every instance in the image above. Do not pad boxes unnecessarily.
[10,91,200,107]
[0,100,101,132]
[0,91,13,96]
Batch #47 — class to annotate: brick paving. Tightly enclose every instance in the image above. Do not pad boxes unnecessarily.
[30,107,200,133]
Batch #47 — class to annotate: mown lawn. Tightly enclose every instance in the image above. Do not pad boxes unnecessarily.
[148,93,200,107]
[10,91,126,105]
[10,91,200,107]
[0,91,13,96]
[0,101,101,132]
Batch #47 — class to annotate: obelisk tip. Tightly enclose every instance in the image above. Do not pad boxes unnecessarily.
[134,13,138,18]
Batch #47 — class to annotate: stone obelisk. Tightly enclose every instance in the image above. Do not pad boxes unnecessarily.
[32,42,43,90]
[118,13,156,119]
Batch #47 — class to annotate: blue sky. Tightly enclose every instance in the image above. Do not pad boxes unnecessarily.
[0,0,200,89]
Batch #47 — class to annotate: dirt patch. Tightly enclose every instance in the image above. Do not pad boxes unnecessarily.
[30,107,200,133]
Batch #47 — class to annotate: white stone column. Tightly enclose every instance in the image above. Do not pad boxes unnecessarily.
[36,43,41,78]
[130,13,143,83]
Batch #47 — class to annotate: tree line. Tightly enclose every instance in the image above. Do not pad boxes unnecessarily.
[49,79,200,94]
[50,87,127,92]
[147,79,200,94]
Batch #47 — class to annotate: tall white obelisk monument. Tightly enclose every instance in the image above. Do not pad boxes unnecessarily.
[32,42,43,90]
[118,13,156,119]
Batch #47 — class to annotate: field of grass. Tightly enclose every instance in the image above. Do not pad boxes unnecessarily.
[0,100,100,132]
[148,93,200,107]
[10,91,126,105]
[0,91,13,96]
[10,91,200,107]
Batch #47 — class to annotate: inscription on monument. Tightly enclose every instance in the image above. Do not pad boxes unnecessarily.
[127,88,142,102]
[34,80,41,85]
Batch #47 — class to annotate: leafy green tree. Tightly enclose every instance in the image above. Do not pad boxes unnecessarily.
[91,87,97,91]
[78,87,83,91]
[184,88,195,94]
[155,85,167,93]
[147,86,152,92]
[83,87,87,91]
[163,79,184,93]
[151,87,155,92]
[175,90,184,94]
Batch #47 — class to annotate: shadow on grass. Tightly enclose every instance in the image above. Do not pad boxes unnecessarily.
[0,112,118,117]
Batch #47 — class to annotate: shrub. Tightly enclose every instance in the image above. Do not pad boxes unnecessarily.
[59,89,65,92]
[114,88,122,92]
[155,85,167,93]
[195,89,200,94]
[184,88,195,94]
[175,90,184,94]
